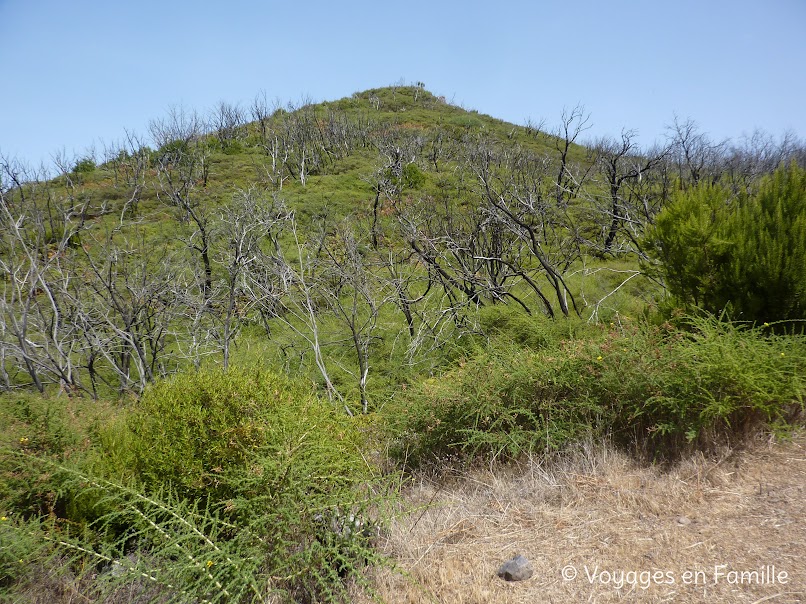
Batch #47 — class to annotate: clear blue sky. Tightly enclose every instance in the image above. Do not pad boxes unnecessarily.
[1,0,804,169]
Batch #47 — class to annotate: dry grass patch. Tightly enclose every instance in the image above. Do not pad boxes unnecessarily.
[358,434,805,603]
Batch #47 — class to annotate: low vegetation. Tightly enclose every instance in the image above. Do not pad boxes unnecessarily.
[1,83,804,602]
[392,312,804,467]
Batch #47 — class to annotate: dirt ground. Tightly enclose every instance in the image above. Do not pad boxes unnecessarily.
[358,433,805,603]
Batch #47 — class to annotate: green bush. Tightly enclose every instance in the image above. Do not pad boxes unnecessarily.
[388,337,607,466]
[448,114,484,130]
[72,157,96,174]
[125,368,372,503]
[0,393,95,520]
[401,162,425,189]
[645,162,806,324]
[593,316,804,452]
[391,316,805,466]
[2,370,387,603]
[477,305,583,350]
[0,515,48,591]
[122,369,386,601]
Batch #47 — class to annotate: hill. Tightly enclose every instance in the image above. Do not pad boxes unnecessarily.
[1,85,804,603]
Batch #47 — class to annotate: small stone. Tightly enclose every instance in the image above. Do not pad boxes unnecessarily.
[497,554,534,582]
[676,516,692,526]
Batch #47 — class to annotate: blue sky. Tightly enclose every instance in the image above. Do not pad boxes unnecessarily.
[1,0,804,169]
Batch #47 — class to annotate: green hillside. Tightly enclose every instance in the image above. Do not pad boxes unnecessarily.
[1,85,804,603]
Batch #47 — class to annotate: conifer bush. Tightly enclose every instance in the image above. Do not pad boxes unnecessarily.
[645,162,806,324]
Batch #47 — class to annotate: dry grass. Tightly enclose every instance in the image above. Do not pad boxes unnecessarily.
[358,433,806,603]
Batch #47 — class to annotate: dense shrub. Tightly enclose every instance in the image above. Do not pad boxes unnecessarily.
[391,315,805,466]
[0,393,96,520]
[2,369,387,603]
[645,162,806,324]
[125,368,372,503]
[71,157,96,174]
[123,369,385,600]
[390,342,605,466]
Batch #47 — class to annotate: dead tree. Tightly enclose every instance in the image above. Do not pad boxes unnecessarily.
[552,105,596,207]
[150,108,215,296]
[210,100,246,150]
[315,222,386,414]
[75,230,180,394]
[211,187,276,369]
[104,130,150,223]
[0,162,90,393]
[666,116,727,189]
[467,140,582,317]
[594,131,669,254]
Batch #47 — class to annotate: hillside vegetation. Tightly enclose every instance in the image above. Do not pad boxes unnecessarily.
[1,84,805,602]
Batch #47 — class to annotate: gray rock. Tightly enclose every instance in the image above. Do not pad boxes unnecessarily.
[497,554,534,582]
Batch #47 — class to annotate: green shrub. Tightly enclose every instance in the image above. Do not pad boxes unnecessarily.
[122,368,387,601]
[401,162,425,189]
[0,514,48,591]
[448,114,484,130]
[0,393,95,520]
[2,370,388,603]
[72,157,96,174]
[645,162,806,324]
[478,305,583,350]
[221,140,243,155]
[126,368,372,503]
[389,339,608,466]
[592,316,804,452]
[392,316,805,466]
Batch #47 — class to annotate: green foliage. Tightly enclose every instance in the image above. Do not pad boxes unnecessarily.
[392,315,805,466]
[1,457,295,603]
[477,305,581,350]
[155,138,191,161]
[119,369,387,602]
[0,392,83,455]
[1,370,389,602]
[0,514,50,592]
[124,368,371,501]
[593,316,804,451]
[72,157,96,174]
[447,114,484,130]
[401,162,425,190]
[646,162,806,323]
[0,392,102,521]
[388,319,606,466]
[221,139,243,155]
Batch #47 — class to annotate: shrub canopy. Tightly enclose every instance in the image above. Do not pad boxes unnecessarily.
[645,162,806,323]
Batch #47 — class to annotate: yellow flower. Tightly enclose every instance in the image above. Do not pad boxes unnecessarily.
[19,437,29,445]
[781,352,785,357]
[206,560,214,568]
[596,356,603,361]
[1,516,8,521]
